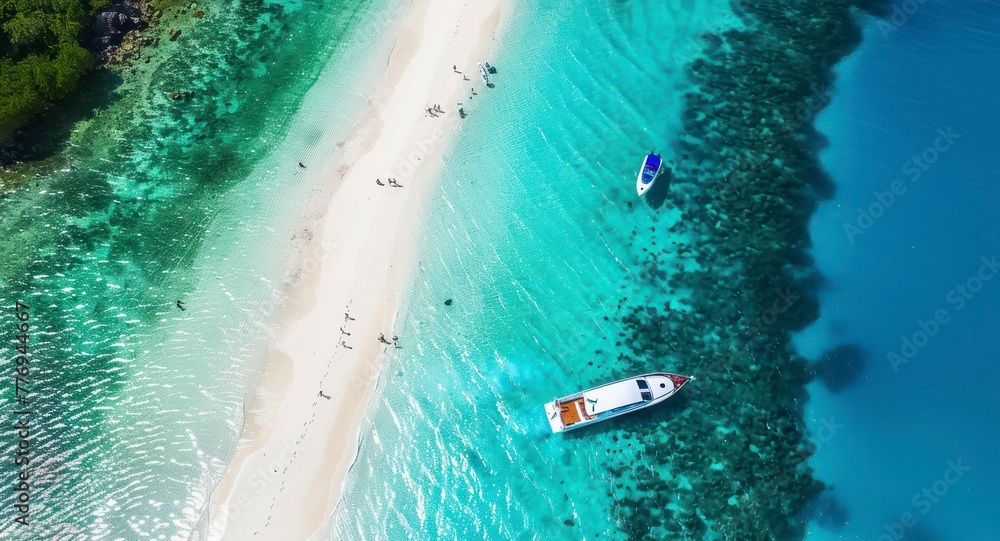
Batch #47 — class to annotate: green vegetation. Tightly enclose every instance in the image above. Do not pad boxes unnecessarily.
[0,0,100,141]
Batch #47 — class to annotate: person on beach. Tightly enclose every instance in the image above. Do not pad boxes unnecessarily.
[298,162,306,168]
[176,300,186,311]
[376,179,385,186]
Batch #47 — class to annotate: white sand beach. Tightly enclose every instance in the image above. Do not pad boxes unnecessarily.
[205,0,505,538]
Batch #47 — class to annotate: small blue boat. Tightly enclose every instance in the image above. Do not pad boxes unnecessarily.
[636,152,663,196]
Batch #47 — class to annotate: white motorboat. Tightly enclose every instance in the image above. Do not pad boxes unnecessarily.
[636,152,663,196]
[544,372,691,433]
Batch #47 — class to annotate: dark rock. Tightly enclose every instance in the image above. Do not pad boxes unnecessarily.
[88,2,145,54]
[167,91,193,101]
[169,28,181,41]
[444,298,453,306]
[193,10,205,18]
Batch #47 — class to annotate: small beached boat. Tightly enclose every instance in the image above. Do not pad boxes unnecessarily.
[544,372,691,433]
[636,152,663,196]
[477,60,490,85]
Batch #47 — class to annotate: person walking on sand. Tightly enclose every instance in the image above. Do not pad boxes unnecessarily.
[376,178,385,186]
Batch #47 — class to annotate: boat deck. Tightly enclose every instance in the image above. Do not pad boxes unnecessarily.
[559,398,587,427]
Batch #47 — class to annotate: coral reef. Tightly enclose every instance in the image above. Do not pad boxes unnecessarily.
[599,1,888,539]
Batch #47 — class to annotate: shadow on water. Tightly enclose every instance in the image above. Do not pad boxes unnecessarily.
[0,68,124,167]
[812,343,869,393]
[644,166,674,209]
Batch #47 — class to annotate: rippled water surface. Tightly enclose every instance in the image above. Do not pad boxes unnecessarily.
[0,0,397,538]
[4,0,995,538]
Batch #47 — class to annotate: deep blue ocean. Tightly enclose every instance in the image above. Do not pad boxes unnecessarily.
[798,2,1000,540]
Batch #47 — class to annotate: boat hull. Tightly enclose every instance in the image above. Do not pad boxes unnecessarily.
[544,372,691,433]
[636,153,663,196]
[477,60,490,85]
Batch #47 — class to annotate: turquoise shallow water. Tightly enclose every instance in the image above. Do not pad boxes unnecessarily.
[4,0,973,537]
[331,0,851,538]
[0,0,400,538]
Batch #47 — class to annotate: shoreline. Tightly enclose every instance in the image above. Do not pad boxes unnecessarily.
[205,0,506,538]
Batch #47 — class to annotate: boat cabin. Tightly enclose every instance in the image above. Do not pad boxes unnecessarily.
[558,378,653,428]
[546,372,690,433]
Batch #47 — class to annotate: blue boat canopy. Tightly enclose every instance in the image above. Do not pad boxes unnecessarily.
[640,154,661,185]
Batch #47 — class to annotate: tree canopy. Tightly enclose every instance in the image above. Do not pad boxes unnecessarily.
[0,0,100,141]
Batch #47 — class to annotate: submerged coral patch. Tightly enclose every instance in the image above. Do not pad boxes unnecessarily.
[606,0,885,538]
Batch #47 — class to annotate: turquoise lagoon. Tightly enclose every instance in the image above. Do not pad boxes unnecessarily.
[0,0,923,539]
[332,1,740,537]
[0,0,401,538]
[331,0,876,539]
